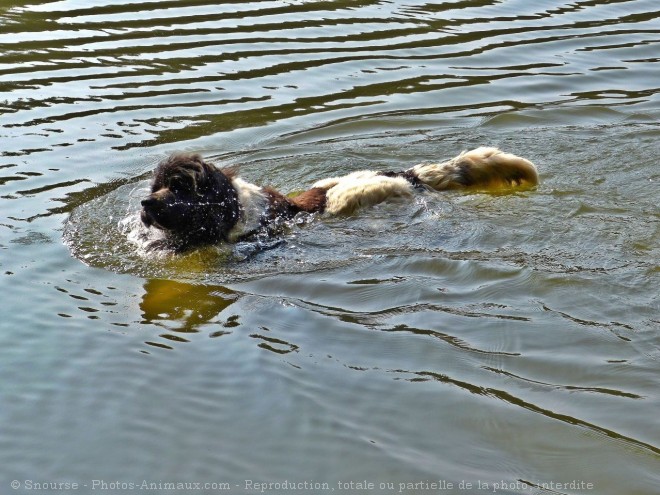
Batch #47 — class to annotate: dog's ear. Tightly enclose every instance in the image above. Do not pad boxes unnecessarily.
[196,158,236,182]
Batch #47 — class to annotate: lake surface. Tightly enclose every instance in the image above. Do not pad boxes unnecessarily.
[1,1,659,494]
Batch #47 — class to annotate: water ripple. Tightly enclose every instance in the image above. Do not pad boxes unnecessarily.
[405,369,660,456]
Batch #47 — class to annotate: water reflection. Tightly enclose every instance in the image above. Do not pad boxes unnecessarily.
[140,279,238,347]
[139,278,302,355]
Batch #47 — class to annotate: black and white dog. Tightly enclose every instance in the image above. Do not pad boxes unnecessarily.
[140,147,538,250]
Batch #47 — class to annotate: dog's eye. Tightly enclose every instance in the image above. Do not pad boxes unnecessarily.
[169,176,190,192]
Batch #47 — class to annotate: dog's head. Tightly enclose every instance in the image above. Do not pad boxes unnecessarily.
[141,153,240,247]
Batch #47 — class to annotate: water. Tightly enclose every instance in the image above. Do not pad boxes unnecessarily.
[1,1,659,494]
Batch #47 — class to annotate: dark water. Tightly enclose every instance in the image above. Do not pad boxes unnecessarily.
[1,1,659,494]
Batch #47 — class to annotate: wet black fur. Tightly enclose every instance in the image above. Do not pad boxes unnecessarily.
[140,153,240,248]
[378,169,425,189]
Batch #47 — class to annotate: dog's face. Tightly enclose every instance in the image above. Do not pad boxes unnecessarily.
[141,154,240,247]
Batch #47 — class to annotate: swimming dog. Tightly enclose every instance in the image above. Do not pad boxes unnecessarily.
[140,147,537,250]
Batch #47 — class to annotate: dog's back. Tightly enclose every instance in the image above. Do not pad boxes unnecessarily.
[313,147,538,215]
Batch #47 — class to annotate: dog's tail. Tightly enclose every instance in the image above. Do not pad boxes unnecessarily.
[409,147,538,191]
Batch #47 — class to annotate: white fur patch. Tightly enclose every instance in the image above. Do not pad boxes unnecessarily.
[314,170,414,215]
[227,177,268,241]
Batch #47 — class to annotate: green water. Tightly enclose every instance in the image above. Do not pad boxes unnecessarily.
[1,1,658,494]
